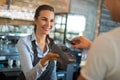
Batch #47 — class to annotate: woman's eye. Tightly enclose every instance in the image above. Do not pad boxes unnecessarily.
[42,18,47,21]
[51,19,54,22]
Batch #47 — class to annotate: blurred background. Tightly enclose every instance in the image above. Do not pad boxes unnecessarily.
[0,0,120,80]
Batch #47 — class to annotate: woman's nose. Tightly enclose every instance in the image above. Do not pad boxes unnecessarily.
[46,21,51,26]
[46,21,53,28]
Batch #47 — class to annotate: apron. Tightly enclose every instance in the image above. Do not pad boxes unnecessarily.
[16,40,55,80]
[32,40,55,80]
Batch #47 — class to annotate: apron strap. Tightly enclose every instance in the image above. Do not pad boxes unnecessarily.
[31,40,55,80]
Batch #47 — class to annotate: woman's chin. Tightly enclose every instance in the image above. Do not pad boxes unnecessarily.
[43,32,50,35]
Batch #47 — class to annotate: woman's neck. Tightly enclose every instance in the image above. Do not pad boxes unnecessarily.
[35,32,46,43]
[35,32,47,52]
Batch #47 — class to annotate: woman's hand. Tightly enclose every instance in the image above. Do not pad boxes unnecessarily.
[40,52,60,67]
[71,36,92,50]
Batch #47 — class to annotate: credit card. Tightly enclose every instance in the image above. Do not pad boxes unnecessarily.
[65,39,80,45]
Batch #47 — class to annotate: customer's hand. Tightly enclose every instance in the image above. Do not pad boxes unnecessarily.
[40,52,60,67]
[71,36,92,50]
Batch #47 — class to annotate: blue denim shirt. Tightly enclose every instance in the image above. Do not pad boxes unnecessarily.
[17,32,57,80]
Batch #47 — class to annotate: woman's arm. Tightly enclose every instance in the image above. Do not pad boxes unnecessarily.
[17,38,44,80]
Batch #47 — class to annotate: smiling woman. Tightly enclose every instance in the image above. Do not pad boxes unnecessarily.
[17,5,60,80]
[34,10,54,35]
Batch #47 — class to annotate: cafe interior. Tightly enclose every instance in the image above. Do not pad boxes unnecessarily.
[0,0,120,80]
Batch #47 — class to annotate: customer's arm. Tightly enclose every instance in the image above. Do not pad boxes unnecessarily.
[71,36,92,50]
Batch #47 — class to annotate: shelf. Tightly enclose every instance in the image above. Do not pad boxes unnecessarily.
[0,52,18,56]
[54,31,64,34]
[0,17,11,23]
[66,32,79,35]
[0,67,21,72]
[0,49,18,56]
[0,32,31,39]
[0,17,33,25]
[0,45,18,56]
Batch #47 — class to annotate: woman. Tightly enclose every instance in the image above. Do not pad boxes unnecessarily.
[17,5,60,80]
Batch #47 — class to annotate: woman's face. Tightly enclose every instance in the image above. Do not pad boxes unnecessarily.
[35,10,54,35]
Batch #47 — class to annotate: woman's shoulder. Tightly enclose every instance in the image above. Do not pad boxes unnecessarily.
[18,35,31,44]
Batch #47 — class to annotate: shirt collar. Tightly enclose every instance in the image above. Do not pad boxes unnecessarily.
[31,32,36,41]
[30,32,50,44]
